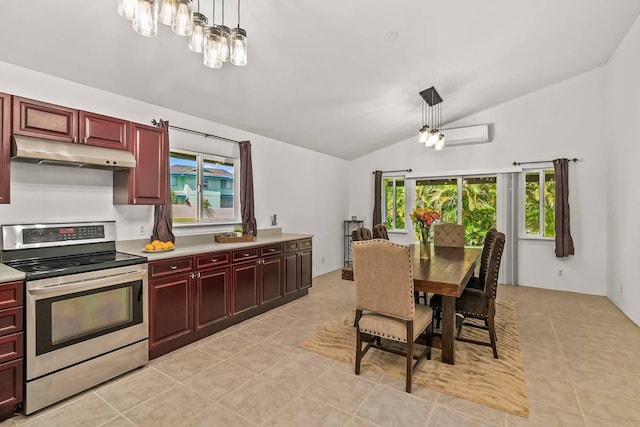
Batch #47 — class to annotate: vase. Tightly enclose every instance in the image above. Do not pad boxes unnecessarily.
[419,227,431,260]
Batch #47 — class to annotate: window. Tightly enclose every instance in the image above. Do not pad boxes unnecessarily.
[170,149,239,224]
[415,175,497,246]
[383,177,405,231]
[523,169,555,238]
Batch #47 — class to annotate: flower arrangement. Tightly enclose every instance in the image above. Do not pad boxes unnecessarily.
[410,207,440,241]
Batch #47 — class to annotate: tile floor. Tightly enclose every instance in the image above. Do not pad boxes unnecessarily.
[2,270,640,426]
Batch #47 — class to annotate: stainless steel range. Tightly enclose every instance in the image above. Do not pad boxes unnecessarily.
[0,221,148,415]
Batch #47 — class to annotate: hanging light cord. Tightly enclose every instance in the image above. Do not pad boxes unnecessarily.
[221,0,225,25]
[197,0,200,12]
[237,0,241,27]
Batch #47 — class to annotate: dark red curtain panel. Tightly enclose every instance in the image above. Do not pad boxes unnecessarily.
[372,170,382,226]
[553,158,574,257]
[240,141,257,236]
[151,120,176,243]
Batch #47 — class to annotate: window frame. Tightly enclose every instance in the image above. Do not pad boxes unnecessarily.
[169,147,241,226]
[382,176,406,232]
[520,167,555,240]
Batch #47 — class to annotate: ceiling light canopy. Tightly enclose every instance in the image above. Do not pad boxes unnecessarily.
[418,87,445,151]
[117,0,247,68]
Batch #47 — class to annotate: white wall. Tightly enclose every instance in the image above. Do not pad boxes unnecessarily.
[0,62,348,276]
[348,68,608,295]
[605,15,640,325]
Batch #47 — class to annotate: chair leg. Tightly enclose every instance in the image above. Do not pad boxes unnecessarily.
[487,303,498,359]
[406,320,413,393]
[455,313,464,338]
[427,321,433,360]
[355,310,363,374]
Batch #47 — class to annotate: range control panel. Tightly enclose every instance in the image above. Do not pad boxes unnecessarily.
[22,225,105,244]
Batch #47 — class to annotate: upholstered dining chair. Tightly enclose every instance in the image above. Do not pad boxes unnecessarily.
[433,223,465,248]
[466,228,498,291]
[352,227,373,241]
[372,224,389,240]
[352,239,433,393]
[429,232,506,358]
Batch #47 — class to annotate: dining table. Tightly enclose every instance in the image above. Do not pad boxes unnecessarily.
[343,244,481,365]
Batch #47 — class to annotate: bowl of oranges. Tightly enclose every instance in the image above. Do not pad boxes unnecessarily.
[143,240,175,253]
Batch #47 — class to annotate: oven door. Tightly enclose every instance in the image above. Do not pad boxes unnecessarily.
[26,264,148,380]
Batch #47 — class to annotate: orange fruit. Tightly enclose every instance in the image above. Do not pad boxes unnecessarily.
[144,244,154,251]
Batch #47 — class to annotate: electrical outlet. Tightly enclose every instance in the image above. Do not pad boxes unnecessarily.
[138,225,145,236]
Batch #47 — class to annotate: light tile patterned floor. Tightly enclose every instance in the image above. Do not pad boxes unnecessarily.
[3,270,640,426]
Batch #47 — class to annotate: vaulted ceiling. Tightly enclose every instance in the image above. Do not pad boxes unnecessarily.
[1,1,639,160]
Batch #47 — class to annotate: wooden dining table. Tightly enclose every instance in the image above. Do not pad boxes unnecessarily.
[413,245,481,365]
[343,244,481,365]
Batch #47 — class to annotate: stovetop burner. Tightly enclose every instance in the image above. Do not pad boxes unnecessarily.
[4,251,147,280]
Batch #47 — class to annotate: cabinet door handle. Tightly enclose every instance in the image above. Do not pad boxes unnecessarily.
[170,265,178,270]
[196,272,201,278]
[243,253,250,257]
[190,273,195,279]
[211,258,218,262]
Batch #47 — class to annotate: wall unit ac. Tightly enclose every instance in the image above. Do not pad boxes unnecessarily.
[441,124,490,146]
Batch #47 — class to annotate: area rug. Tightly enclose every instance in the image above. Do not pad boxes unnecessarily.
[299,300,529,417]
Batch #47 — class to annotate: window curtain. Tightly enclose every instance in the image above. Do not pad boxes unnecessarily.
[240,141,257,236]
[553,158,574,257]
[151,120,176,243]
[372,170,382,226]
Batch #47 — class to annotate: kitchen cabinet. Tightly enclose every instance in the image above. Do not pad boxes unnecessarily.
[284,239,312,294]
[148,239,311,359]
[13,97,78,143]
[12,97,129,150]
[232,243,283,313]
[113,122,167,205]
[78,111,128,150]
[148,253,231,358]
[0,93,10,204]
[0,281,24,422]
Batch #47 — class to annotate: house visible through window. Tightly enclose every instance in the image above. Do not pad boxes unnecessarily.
[523,169,555,238]
[170,149,239,224]
[383,177,405,231]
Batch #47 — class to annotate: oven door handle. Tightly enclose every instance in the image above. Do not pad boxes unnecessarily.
[28,270,146,296]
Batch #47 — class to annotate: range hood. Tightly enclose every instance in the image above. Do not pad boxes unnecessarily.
[11,135,136,170]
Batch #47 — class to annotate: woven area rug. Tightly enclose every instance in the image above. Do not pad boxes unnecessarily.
[299,300,529,417]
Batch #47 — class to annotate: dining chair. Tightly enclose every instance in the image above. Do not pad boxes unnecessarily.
[466,228,497,291]
[351,227,373,241]
[372,224,389,240]
[429,232,505,358]
[352,239,433,393]
[433,223,465,247]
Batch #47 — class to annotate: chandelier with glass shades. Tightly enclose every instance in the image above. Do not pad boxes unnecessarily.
[117,0,247,68]
[418,87,445,150]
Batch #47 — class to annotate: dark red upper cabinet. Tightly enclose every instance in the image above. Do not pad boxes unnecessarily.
[0,93,10,204]
[113,122,167,205]
[79,111,128,150]
[12,97,78,143]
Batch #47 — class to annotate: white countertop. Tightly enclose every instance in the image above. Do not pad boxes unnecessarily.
[0,263,25,283]
[116,232,313,262]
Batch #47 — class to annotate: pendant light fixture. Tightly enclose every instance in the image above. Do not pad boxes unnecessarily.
[117,0,247,69]
[418,87,446,150]
[172,0,193,36]
[158,0,177,25]
[203,0,222,68]
[218,0,231,62]
[118,0,137,20]
[189,0,208,52]
[132,0,158,37]
[230,0,247,66]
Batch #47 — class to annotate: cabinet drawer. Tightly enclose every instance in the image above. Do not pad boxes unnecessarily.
[0,307,23,337]
[260,243,282,257]
[149,257,193,279]
[0,282,23,311]
[284,241,299,253]
[196,252,230,270]
[299,239,312,250]
[232,248,259,263]
[0,333,23,364]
